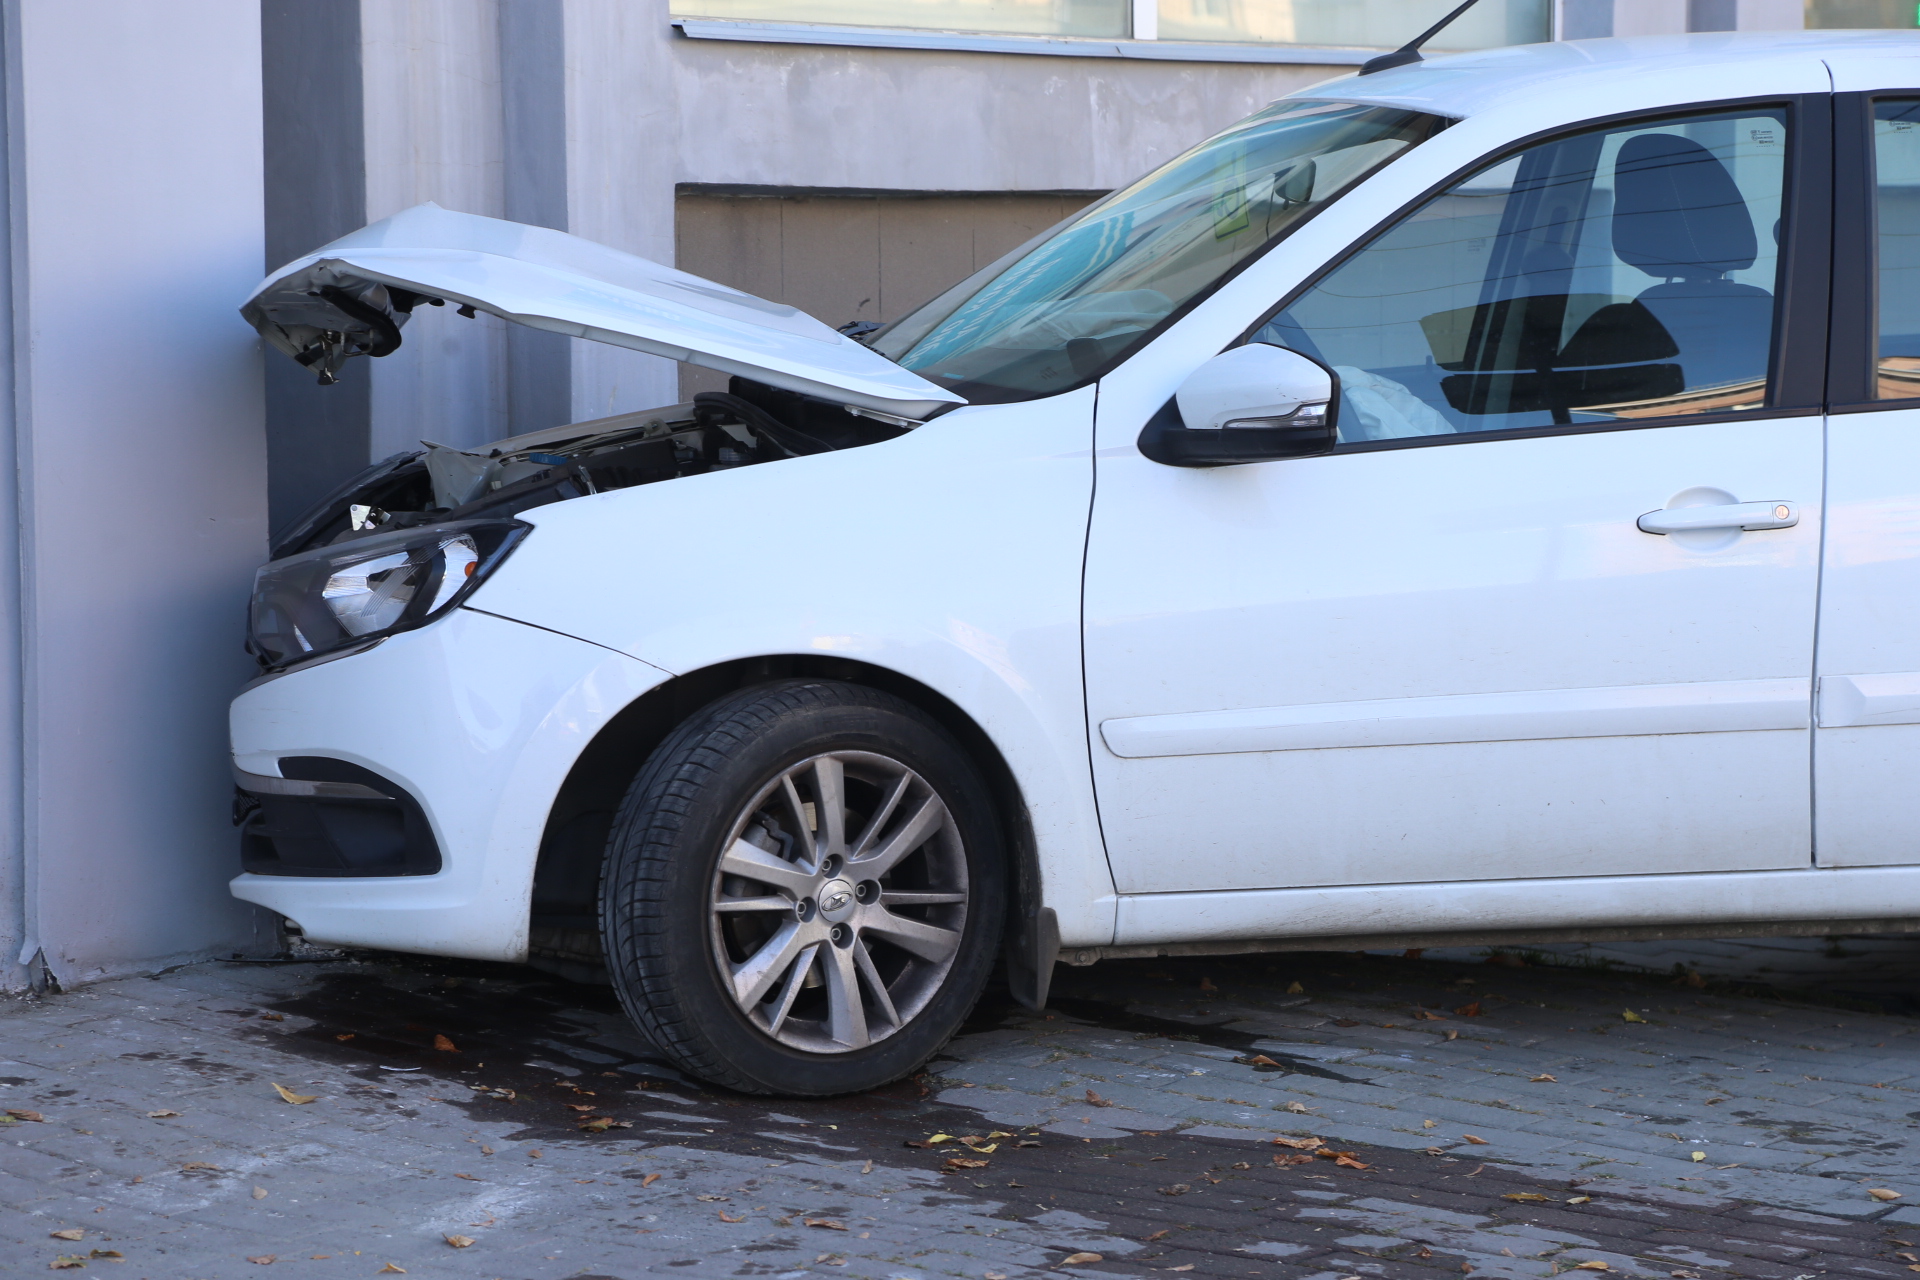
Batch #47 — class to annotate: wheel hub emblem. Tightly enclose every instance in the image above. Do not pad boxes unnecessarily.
[818,878,857,923]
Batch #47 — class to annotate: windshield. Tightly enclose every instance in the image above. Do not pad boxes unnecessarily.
[870,100,1448,403]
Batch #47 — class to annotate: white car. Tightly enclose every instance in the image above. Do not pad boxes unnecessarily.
[231,31,1920,1095]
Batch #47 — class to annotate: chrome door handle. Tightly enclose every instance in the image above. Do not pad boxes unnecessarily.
[1637,501,1798,535]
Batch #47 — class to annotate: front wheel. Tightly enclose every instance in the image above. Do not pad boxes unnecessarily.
[600,680,1005,1096]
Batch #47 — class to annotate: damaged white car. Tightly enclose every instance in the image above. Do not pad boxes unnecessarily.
[233,32,1920,1095]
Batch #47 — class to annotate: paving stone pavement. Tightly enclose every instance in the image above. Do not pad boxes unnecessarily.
[0,941,1916,1279]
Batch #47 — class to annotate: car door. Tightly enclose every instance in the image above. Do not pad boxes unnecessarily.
[1812,72,1920,867]
[1084,99,1831,896]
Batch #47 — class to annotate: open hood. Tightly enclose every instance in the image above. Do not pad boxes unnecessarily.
[241,203,964,422]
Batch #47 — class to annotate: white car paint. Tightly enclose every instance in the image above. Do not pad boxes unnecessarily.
[232,31,1920,970]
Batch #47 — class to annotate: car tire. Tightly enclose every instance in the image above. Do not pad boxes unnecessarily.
[600,679,1005,1096]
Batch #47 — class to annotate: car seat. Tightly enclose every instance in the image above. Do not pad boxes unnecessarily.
[1610,132,1774,393]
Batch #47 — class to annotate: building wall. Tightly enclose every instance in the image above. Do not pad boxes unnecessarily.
[6,0,271,987]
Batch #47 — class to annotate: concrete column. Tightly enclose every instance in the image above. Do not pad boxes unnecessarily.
[9,0,270,984]
[361,0,509,456]
[563,0,680,420]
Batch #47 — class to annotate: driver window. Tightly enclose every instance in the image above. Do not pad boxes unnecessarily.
[1253,108,1788,444]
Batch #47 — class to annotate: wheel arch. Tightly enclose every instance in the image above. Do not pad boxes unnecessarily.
[529,654,1057,1007]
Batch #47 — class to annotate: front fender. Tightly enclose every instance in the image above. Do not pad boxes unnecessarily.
[469,388,1118,948]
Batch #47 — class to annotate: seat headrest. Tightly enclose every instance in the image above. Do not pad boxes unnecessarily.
[1611,133,1757,281]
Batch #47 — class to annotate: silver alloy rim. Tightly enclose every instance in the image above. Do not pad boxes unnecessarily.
[708,750,969,1054]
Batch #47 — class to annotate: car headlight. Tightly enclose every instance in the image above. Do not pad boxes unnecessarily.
[248,519,530,670]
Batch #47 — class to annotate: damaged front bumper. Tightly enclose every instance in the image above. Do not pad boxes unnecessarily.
[229,604,667,962]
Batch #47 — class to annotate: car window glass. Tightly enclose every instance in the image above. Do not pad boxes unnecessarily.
[1252,108,1788,444]
[1874,99,1920,399]
[868,100,1446,403]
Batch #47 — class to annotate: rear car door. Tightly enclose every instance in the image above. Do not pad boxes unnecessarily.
[1814,66,1920,866]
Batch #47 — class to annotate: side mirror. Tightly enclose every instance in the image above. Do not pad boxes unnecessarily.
[1138,344,1340,468]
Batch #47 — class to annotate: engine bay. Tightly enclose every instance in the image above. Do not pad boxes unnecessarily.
[269,379,911,562]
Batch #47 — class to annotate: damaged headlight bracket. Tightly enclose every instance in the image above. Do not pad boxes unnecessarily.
[247,519,530,672]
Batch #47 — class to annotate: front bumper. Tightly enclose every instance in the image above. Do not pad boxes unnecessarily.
[228,606,668,960]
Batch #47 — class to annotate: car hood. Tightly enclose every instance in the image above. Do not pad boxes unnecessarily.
[240,202,964,421]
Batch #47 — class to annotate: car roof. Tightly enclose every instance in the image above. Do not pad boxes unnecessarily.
[1308,30,1917,121]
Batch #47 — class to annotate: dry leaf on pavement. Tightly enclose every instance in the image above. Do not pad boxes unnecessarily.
[88,1251,122,1260]
[444,1235,474,1248]
[49,1230,83,1241]
[1060,1253,1103,1265]
[1199,977,1218,992]
[433,1034,457,1052]
[50,1257,85,1270]
[1621,1009,1647,1023]
[1284,1101,1313,1114]
[7,1109,43,1121]
[1504,1192,1549,1203]
[1568,1195,1591,1204]
[181,1161,219,1171]
[719,1210,745,1222]
[270,1083,316,1105]
[1142,1230,1168,1241]
[1869,1188,1904,1201]
[1158,1183,1190,1196]
[1445,1029,1460,1040]
[1285,981,1304,993]
[641,1173,660,1187]
[1571,1263,1610,1272]
[1691,1151,1706,1162]
[377,1266,407,1274]
[804,1218,847,1230]
[1530,1074,1557,1083]
[252,1186,268,1199]
[1333,1154,1369,1169]
[146,1110,180,1118]
[1084,1089,1112,1107]
[1463,1134,1490,1144]
[1168,1267,1195,1273]
[1454,1002,1483,1017]
[1272,1136,1323,1150]
[247,1256,276,1265]
[944,1157,990,1171]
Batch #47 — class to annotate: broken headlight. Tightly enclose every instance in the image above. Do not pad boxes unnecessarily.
[248,519,530,670]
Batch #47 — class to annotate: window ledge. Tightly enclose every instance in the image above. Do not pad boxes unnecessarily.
[670,18,1377,66]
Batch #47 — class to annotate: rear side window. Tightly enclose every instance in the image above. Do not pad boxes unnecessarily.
[1873,100,1920,399]
[1254,108,1789,444]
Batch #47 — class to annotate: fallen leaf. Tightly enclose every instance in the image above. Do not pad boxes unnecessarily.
[1463,1134,1490,1145]
[7,1109,43,1122]
[1504,1192,1550,1203]
[180,1161,219,1171]
[1285,1101,1312,1114]
[252,1186,268,1199]
[1272,1136,1323,1150]
[1286,981,1304,994]
[377,1267,406,1275]
[247,1256,277,1265]
[1425,1147,1445,1155]
[1016,1139,1042,1147]
[1084,1089,1113,1107]
[50,1229,84,1241]
[1413,1010,1448,1021]
[1869,1188,1904,1201]
[433,1034,458,1052]
[565,1103,596,1111]
[146,1109,180,1118]
[270,1083,316,1105]
[578,1116,633,1132]
[1060,1252,1103,1266]
[1199,977,1218,992]
[695,1194,729,1202]
[804,1218,847,1230]
[1168,1267,1195,1273]
[260,1012,284,1021]
[1445,1029,1459,1040]
[1530,1074,1557,1083]
[1334,1154,1369,1169]
[452,1172,479,1181]
[1454,1001,1483,1017]
[88,1251,122,1260]
[718,1210,745,1222]
[335,1033,355,1041]
[1571,1263,1610,1272]
[944,1157,990,1171]
[1568,1195,1591,1204]
[1158,1183,1190,1196]
[641,1173,661,1187]
[50,1258,85,1270]
[1690,1151,1706,1162]
[444,1235,474,1249]
[1423,1119,1437,1128]
[1142,1230,1168,1242]
[1237,1054,1282,1067]
[1621,1009,1647,1024]
[818,1255,847,1267]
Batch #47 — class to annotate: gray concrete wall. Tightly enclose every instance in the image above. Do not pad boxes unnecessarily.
[9,0,271,986]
